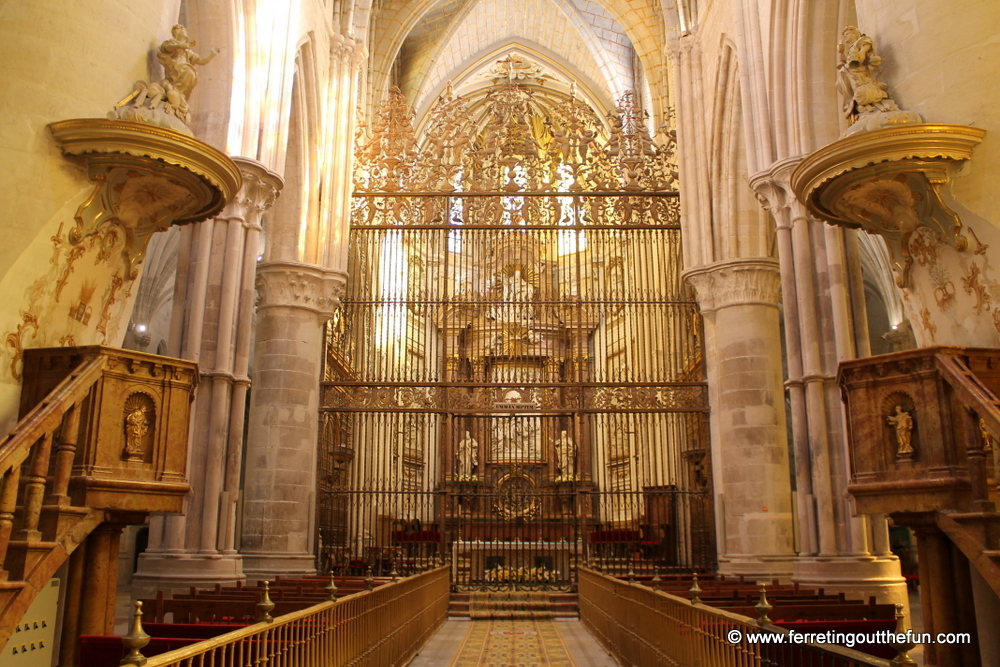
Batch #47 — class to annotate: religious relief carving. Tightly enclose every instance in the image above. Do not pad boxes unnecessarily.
[109,24,219,133]
[122,392,156,462]
[836,27,922,136]
[493,469,540,519]
[491,416,542,462]
[456,431,480,481]
[482,54,550,83]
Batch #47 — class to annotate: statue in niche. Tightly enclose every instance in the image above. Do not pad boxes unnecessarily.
[554,430,577,481]
[456,430,479,481]
[110,24,219,132]
[124,406,149,462]
[886,405,914,457]
[836,26,921,136]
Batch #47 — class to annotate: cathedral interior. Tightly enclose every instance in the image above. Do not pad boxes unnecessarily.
[0,1,998,666]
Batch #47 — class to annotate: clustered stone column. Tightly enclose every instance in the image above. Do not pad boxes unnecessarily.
[753,170,905,608]
[134,158,282,593]
[684,258,796,578]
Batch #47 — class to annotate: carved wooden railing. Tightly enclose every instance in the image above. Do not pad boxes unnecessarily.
[126,567,450,667]
[0,346,197,655]
[0,354,107,652]
[578,568,892,667]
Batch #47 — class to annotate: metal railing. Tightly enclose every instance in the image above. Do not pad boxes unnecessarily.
[578,567,896,667]
[135,567,450,667]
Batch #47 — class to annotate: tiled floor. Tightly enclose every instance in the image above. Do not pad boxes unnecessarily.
[408,619,619,667]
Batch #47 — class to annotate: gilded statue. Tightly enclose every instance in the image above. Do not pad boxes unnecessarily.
[886,405,914,457]
[554,429,577,481]
[456,430,479,480]
[124,406,149,461]
[110,24,219,132]
[836,27,921,136]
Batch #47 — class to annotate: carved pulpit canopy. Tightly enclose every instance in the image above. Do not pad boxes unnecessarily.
[792,28,985,288]
[47,25,239,282]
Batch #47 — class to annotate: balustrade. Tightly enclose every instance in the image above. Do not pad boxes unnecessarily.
[578,567,892,667]
[125,567,450,667]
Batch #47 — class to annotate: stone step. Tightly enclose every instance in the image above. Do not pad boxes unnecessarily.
[447,591,579,619]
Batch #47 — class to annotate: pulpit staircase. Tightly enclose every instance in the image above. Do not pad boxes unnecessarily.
[0,347,197,656]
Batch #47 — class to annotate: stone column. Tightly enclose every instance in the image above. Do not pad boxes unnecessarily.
[133,159,282,594]
[239,263,344,578]
[752,171,908,608]
[684,258,796,578]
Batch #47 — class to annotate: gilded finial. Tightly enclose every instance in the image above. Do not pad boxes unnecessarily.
[325,573,338,602]
[755,584,773,626]
[120,601,150,666]
[689,573,702,604]
[256,581,275,623]
[889,603,918,666]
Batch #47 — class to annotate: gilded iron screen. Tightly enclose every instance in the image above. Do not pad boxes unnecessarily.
[318,83,713,588]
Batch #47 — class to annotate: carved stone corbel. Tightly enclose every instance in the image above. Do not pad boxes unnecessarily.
[790,124,985,287]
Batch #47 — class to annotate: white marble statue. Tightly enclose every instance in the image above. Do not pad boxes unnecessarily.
[554,429,576,480]
[110,24,220,132]
[836,26,921,136]
[456,430,479,480]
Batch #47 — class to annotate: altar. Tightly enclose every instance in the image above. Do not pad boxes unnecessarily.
[451,539,578,582]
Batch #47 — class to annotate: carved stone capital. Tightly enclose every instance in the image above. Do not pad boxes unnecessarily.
[226,157,284,229]
[255,262,346,316]
[683,259,783,313]
[332,34,367,70]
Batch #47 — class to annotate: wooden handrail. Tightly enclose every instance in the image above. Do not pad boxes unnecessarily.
[935,353,1000,439]
[0,355,105,476]
[0,355,105,572]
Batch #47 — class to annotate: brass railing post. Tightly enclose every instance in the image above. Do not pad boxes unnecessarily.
[120,600,151,666]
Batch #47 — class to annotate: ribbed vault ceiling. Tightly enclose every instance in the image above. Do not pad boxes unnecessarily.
[388,0,643,119]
